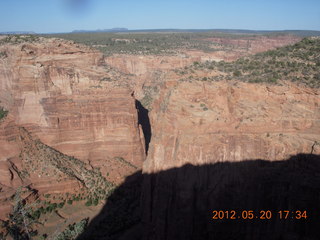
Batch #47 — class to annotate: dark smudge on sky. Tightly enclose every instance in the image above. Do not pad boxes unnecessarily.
[63,0,93,16]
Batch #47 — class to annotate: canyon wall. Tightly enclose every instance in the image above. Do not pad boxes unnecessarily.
[140,80,320,239]
[204,35,301,54]
[0,38,145,218]
[144,80,319,172]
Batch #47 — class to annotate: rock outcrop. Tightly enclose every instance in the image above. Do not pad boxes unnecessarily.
[0,37,145,218]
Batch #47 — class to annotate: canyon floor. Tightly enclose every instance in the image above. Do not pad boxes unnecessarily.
[0,32,319,239]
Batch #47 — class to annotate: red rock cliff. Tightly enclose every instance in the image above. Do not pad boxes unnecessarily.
[139,80,320,240]
[144,81,320,173]
[0,37,145,218]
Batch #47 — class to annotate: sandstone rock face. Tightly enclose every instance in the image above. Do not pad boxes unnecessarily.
[144,81,320,173]
[140,80,320,239]
[106,54,199,76]
[0,38,145,218]
[105,55,199,100]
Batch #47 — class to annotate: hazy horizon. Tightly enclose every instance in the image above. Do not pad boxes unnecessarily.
[0,0,320,34]
[4,28,320,35]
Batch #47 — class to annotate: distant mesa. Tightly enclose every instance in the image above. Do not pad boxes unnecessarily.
[0,31,36,35]
[72,28,129,33]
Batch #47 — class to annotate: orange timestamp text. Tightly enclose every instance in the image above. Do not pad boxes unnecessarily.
[212,210,307,220]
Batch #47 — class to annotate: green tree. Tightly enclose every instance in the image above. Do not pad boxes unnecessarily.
[93,198,99,206]
[2,187,38,240]
[233,70,242,77]
[54,218,88,240]
[85,199,92,206]
[0,106,8,120]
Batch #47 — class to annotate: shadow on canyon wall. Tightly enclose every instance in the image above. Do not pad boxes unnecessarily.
[135,100,151,154]
[77,154,320,240]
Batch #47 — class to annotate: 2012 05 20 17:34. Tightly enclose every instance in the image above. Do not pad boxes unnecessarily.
[212,210,307,220]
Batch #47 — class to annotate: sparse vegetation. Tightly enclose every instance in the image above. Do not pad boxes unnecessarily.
[0,35,39,45]
[114,157,138,169]
[54,218,88,240]
[46,32,281,56]
[20,127,115,201]
[4,128,117,239]
[183,37,320,88]
[85,199,92,206]
[0,105,8,120]
[2,188,38,240]
[140,85,160,110]
[0,51,7,58]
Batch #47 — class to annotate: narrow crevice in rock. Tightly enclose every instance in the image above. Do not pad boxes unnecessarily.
[136,100,152,155]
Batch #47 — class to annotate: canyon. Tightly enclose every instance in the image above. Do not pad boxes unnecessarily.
[0,34,319,239]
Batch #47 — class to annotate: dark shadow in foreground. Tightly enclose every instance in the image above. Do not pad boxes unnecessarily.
[77,154,320,240]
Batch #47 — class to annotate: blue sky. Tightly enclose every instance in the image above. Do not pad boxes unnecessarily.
[0,0,319,33]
